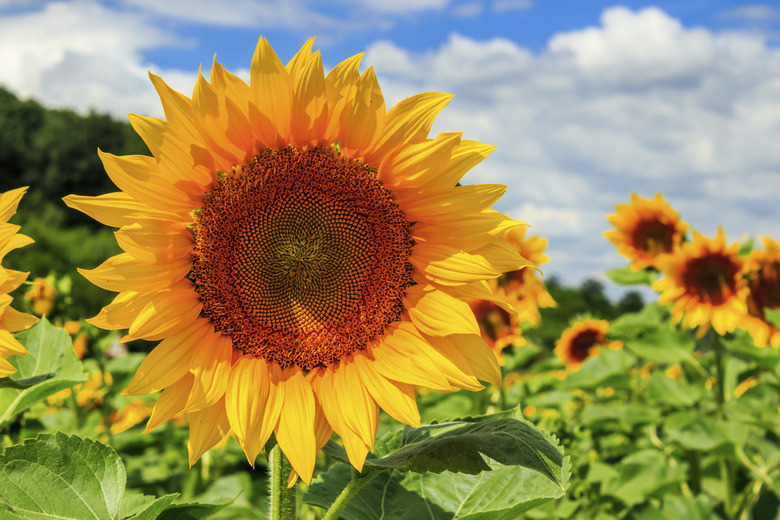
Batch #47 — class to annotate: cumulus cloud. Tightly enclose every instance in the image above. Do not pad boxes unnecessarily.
[0,1,192,116]
[363,7,780,284]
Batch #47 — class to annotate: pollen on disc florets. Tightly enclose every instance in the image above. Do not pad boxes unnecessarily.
[190,146,414,370]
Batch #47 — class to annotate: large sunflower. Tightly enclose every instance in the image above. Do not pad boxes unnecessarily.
[555,318,620,371]
[64,37,532,483]
[605,193,689,270]
[741,236,780,347]
[0,187,39,377]
[654,227,746,337]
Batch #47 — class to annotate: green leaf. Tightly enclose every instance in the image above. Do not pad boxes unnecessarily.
[0,318,87,425]
[305,462,566,520]
[0,432,125,519]
[129,494,179,520]
[323,410,565,486]
[605,266,658,286]
[155,500,233,520]
[600,450,686,507]
[610,304,667,339]
[561,349,634,391]
[645,372,703,407]
[623,328,695,363]
[0,374,53,389]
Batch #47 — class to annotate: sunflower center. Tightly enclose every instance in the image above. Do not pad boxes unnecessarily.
[633,221,676,256]
[683,253,740,306]
[191,147,414,370]
[569,330,600,363]
[750,261,780,310]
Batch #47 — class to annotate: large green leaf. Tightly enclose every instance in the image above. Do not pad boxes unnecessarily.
[323,410,565,485]
[0,432,125,519]
[623,328,695,363]
[0,318,87,425]
[305,462,566,520]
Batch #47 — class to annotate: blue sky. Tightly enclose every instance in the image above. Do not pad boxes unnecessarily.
[1,0,779,296]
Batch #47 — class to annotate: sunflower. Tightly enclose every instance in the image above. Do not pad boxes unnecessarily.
[605,193,689,270]
[64,37,532,483]
[469,298,525,360]
[740,236,780,347]
[654,227,746,337]
[0,187,38,378]
[555,318,621,370]
[498,226,555,327]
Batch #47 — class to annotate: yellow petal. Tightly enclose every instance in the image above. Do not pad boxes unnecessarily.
[98,150,201,214]
[442,333,502,387]
[290,50,329,148]
[0,306,38,333]
[339,67,385,157]
[412,210,525,251]
[471,239,536,273]
[0,187,27,222]
[0,356,17,377]
[362,92,453,166]
[274,367,316,484]
[127,113,215,187]
[421,139,496,190]
[405,284,479,336]
[0,268,30,294]
[188,398,231,466]
[332,358,378,449]
[250,37,292,147]
[244,361,285,466]
[124,319,212,395]
[186,333,232,410]
[353,352,420,427]
[78,253,190,292]
[126,281,203,341]
[192,71,253,169]
[441,280,517,316]
[225,356,269,447]
[87,291,151,330]
[0,329,27,357]
[368,323,451,391]
[115,221,193,263]
[379,132,460,190]
[410,243,500,286]
[397,184,506,223]
[62,192,182,228]
[145,373,194,432]
[211,58,251,113]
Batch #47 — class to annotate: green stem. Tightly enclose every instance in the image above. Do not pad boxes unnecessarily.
[269,443,296,520]
[713,343,737,519]
[322,467,381,520]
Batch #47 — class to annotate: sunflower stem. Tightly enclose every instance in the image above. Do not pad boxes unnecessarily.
[322,466,381,520]
[268,442,296,520]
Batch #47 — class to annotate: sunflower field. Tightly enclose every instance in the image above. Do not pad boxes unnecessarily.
[1,38,779,520]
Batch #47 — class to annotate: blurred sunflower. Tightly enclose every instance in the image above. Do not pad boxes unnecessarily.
[741,236,780,347]
[498,227,556,327]
[605,193,688,270]
[26,277,57,316]
[0,187,38,377]
[654,227,746,337]
[469,298,525,361]
[555,318,621,370]
[64,37,532,483]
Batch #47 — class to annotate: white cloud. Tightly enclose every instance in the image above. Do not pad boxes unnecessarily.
[361,8,780,285]
[0,1,190,117]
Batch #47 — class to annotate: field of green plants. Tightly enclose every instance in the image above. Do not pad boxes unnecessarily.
[1,84,779,520]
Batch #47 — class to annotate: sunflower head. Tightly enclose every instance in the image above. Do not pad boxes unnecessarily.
[496,227,556,327]
[741,236,780,347]
[469,298,525,361]
[555,317,620,370]
[605,193,689,271]
[0,187,38,377]
[653,227,746,337]
[64,37,533,483]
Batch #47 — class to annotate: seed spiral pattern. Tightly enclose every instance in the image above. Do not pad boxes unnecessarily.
[191,147,414,369]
